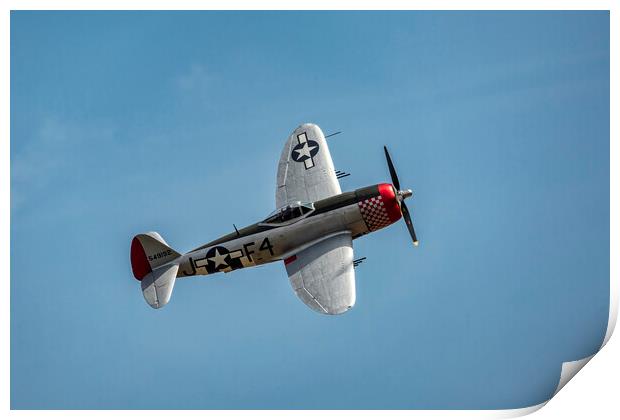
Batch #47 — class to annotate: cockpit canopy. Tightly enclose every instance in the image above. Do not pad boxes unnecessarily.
[262,201,315,224]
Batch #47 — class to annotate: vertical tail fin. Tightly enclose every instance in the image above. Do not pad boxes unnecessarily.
[130,232,181,309]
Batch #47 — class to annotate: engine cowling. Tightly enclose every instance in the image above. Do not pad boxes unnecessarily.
[357,183,402,232]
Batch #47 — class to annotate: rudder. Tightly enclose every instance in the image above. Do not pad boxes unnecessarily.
[131,232,180,280]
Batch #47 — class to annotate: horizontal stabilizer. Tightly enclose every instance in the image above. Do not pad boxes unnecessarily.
[141,264,179,309]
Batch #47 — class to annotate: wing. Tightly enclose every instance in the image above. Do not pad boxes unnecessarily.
[276,123,341,208]
[284,232,355,315]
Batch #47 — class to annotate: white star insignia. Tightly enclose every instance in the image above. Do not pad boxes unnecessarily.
[208,248,229,269]
[295,142,317,160]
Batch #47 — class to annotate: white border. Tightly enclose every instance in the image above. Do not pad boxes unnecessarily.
[2,1,617,418]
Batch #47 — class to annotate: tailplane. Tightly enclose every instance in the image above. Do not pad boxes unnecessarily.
[130,232,181,309]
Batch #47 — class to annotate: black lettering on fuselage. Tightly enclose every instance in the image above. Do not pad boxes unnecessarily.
[259,237,275,256]
[183,257,197,276]
[243,242,255,262]
[148,249,172,261]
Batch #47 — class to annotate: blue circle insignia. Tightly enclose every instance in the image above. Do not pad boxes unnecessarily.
[291,139,320,162]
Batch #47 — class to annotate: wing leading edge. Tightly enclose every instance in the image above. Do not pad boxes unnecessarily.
[285,232,355,315]
[276,123,341,209]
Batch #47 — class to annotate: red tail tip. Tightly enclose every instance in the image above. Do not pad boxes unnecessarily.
[130,237,151,281]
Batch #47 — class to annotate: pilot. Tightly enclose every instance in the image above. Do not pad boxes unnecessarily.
[280,206,293,222]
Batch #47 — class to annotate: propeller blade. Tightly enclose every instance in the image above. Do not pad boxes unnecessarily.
[401,201,419,246]
[384,145,419,247]
[384,145,401,191]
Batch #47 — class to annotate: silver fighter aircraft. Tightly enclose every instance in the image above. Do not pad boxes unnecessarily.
[130,123,419,314]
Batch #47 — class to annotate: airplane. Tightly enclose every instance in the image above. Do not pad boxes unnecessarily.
[130,123,418,315]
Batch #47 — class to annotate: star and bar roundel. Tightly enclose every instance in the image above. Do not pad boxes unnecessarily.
[291,132,320,170]
[194,246,244,274]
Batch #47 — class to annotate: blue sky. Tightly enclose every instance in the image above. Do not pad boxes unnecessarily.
[11,11,609,409]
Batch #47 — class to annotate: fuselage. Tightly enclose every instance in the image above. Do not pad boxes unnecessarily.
[176,183,402,278]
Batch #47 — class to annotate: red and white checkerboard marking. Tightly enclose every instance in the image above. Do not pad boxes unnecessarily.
[358,195,393,231]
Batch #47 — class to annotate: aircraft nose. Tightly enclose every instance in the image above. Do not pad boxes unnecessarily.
[399,189,413,199]
[378,183,403,223]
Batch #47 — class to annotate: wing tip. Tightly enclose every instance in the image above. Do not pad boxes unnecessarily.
[325,304,354,315]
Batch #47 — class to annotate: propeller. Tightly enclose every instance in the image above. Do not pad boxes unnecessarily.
[384,146,419,247]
